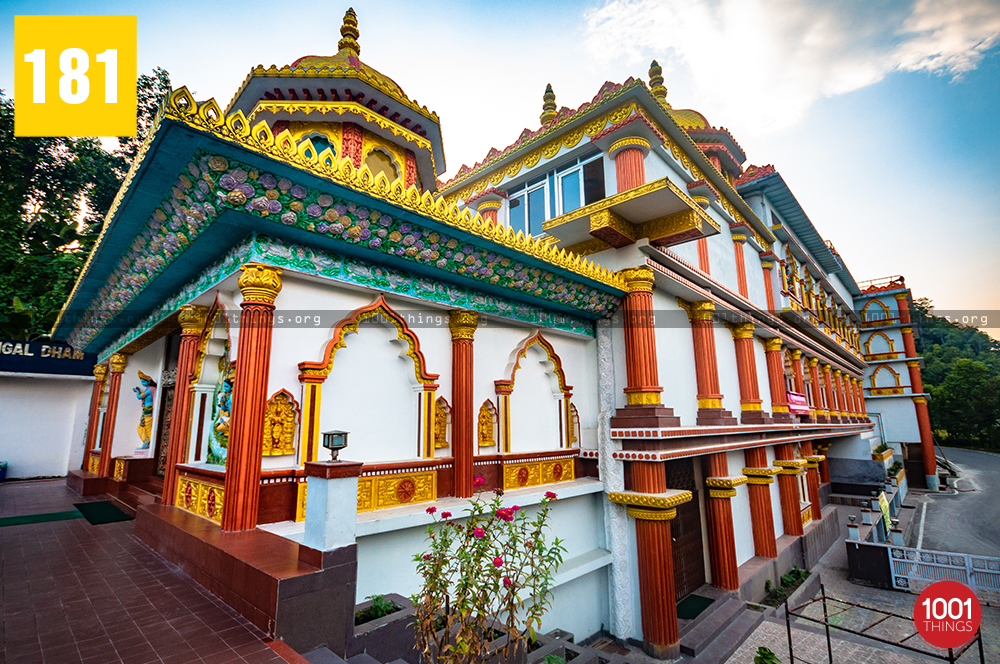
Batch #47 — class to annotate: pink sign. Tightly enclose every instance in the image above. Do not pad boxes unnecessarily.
[787,392,810,415]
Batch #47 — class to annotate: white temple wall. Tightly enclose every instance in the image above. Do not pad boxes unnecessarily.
[705,225,740,294]
[826,434,873,459]
[355,490,610,639]
[652,291,698,425]
[111,337,165,459]
[611,322,629,411]
[0,374,91,478]
[754,341,773,413]
[766,445,786,539]
[743,242,768,308]
[724,450,757,567]
[868,397,921,444]
[715,325,741,417]
[669,238,698,267]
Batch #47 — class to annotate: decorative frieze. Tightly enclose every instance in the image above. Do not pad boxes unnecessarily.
[502,458,575,490]
[357,470,437,513]
[176,476,225,524]
[607,489,692,510]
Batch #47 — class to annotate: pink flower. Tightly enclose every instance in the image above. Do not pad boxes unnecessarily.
[423,554,431,560]
[503,577,512,587]
[441,512,452,519]
[512,505,520,511]
[493,556,503,568]
[473,477,486,488]
[474,527,485,539]
[426,507,437,515]
[544,491,557,501]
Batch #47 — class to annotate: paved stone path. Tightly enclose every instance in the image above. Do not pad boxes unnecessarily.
[0,479,287,664]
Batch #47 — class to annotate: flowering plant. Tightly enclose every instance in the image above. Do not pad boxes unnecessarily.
[411,491,565,663]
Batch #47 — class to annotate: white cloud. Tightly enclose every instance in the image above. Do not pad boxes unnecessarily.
[583,0,1000,135]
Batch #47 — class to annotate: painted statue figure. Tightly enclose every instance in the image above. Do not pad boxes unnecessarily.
[134,370,158,449]
[207,362,233,465]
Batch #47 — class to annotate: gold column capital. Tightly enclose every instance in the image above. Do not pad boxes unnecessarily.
[449,309,479,341]
[93,364,108,381]
[178,304,210,334]
[790,349,802,360]
[690,300,716,321]
[894,293,908,300]
[821,363,832,373]
[901,327,913,334]
[617,266,655,293]
[912,396,928,404]
[807,357,819,367]
[731,322,755,340]
[833,369,842,377]
[763,337,783,352]
[109,353,128,373]
[238,263,283,304]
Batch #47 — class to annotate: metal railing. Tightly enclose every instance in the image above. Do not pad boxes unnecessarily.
[888,545,1000,605]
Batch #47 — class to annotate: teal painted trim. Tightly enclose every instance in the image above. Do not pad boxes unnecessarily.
[99,235,593,360]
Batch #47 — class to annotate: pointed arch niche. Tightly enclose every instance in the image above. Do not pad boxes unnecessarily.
[188,302,232,466]
[298,296,440,465]
[494,332,574,454]
[864,331,897,360]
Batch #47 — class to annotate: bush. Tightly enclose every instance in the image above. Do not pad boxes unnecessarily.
[754,646,781,663]
[874,443,890,454]
[412,492,566,664]
[355,594,399,625]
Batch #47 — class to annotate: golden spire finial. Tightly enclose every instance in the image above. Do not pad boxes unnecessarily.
[338,7,360,57]
[649,60,669,107]
[540,83,557,125]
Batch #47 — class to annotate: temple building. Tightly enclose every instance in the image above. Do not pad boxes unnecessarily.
[52,9,922,660]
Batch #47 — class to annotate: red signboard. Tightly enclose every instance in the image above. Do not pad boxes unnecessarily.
[787,392,810,415]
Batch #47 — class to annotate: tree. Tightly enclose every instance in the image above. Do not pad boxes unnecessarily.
[929,359,1000,449]
[0,68,171,340]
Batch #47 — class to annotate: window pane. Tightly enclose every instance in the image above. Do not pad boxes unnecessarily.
[528,187,546,236]
[561,171,581,214]
[509,195,525,234]
[548,173,556,218]
[583,159,606,205]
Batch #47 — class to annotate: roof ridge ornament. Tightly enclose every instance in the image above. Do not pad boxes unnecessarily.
[540,83,557,125]
[649,60,669,108]
[338,7,360,57]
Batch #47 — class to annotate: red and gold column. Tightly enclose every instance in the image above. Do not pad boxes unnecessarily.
[807,357,826,423]
[773,444,805,536]
[449,310,478,498]
[222,264,282,531]
[856,378,868,418]
[82,364,108,471]
[609,467,692,660]
[697,238,711,274]
[731,323,770,424]
[821,364,839,423]
[611,268,681,428]
[732,234,749,299]
[162,304,208,506]
[763,338,794,423]
[815,443,832,483]
[703,453,743,590]
[761,255,776,312]
[801,441,823,522]
[477,200,501,226]
[687,301,736,426]
[610,137,650,192]
[833,370,849,423]
[97,353,128,477]
[790,349,810,422]
[743,447,779,558]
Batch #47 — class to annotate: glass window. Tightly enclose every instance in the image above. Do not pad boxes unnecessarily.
[509,195,526,235]
[528,187,546,236]
[583,159,605,205]
[560,171,581,214]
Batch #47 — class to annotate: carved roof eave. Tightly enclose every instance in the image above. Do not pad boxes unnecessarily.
[51,89,626,343]
[224,64,446,175]
[440,83,774,247]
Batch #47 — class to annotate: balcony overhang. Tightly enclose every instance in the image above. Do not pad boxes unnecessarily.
[542,177,721,253]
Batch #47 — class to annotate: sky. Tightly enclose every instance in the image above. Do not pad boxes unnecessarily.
[3,0,999,335]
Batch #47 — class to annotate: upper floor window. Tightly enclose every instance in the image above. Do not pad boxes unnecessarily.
[507,150,605,236]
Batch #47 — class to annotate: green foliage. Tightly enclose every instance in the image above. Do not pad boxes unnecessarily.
[762,566,810,607]
[355,594,400,625]
[411,493,566,664]
[913,298,1000,450]
[874,443,890,454]
[754,646,781,664]
[887,461,903,477]
[0,68,170,341]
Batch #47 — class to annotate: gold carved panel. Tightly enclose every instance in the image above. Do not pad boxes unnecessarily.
[175,476,224,524]
[357,470,437,513]
[262,391,298,456]
[113,459,125,482]
[88,454,100,474]
[503,459,575,491]
[295,482,307,522]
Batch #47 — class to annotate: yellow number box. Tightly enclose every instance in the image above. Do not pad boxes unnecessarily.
[14,15,137,137]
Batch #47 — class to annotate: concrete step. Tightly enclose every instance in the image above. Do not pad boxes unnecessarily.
[679,597,744,657]
[692,608,765,664]
[303,647,347,664]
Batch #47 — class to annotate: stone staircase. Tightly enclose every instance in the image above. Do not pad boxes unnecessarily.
[678,596,765,663]
[109,476,162,517]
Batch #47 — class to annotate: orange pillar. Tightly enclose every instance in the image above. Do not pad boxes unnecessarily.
[773,444,804,536]
[97,353,127,477]
[703,453,740,590]
[790,349,809,422]
[450,310,478,498]
[761,256,776,313]
[807,357,826,423]
[914,395,938,490]
[221,264,282,531]
[477,200,501,225]
[82,364,108,470]
[833,370,849,423]
[801,441,822,521]
[697,238,711,274]
[821,364,839,423]
[856,378,868,417]
[162,305,208,506]
[731,323,770,424]
[611,268,681,428]
[630,461,682,659]
[611,137,649,192]
[690,302,736,426]
[743,448,777,557]
[733,235,749,299]
[763,338,794,423]
[816,444,831,483]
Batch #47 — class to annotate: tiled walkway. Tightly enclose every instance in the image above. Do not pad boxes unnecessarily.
[0,479,286,664]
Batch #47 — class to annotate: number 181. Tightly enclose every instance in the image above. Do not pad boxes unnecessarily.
[23,48,118,104]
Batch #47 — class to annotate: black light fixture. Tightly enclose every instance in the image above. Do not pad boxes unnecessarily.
[322,430,349,460]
